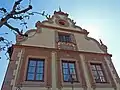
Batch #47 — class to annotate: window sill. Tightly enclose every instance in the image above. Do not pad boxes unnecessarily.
[21,81,46,87]
[57,41,76,45]
[25,80,44,82]
[63,80,79,83]
[61,81,82,87]
[93,82,113,88]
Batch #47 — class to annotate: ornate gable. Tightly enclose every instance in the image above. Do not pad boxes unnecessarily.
[39,10,87,32]
[16,10,108,54]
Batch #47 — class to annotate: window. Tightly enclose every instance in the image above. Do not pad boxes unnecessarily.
[58,33,71,42]
[26,58,44,81]
[62,61,77,82]
[90,63,107,83]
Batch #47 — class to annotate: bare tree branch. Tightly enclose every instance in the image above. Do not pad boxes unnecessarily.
[12,0,22,12]
[0,8,7,13]
[0,0,32,36]
[0,14,12,27]
[0,0,33,59]
[0,36,12,59]
[4,22,24,36]
[15,5,32,14]
[31,11,51,20]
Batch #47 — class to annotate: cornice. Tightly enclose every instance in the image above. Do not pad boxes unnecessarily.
[13,44,112,57]
[35,21,89,35]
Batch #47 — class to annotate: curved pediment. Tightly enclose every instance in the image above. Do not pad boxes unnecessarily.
[37,10,88,33]
[16,28,41,43]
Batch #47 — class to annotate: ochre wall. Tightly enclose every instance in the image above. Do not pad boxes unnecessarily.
[21,27,104,53]
[22,28,55,48]
[74,33,103,53]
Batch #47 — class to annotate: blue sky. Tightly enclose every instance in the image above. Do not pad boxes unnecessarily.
[0,0,120,88]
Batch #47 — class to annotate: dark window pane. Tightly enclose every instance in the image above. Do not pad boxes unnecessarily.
[71,74,77,81]
[100,77,106,82]
[68,37,71,42]
[66,35,71,42]
[59,35,62,41]
[60,36,64,42]
[37,61,44,67]
[36,74,43,80]
[36,67,43,73]
[63,74,69,81]
[63,63,68,68]
[91,65,96,70]
[69,63,75,68]
[27,58,45,81]
[62,36,64,42]
[94,76,99,80]
[91,63,106,83]
[29,61,36,66]
[94,76,100,82]
[27,73,34,80]
[98,71,104,76]
[70,68,75,74]
[62,61,77,82]
[59,35,64,42]
[58,34,71,42]
[28,66,35,73]
[96,65,102,70]
[63,68,69,74]
[64,36,67,42]
[92,71,98,76]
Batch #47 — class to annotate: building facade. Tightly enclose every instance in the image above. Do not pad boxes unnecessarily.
[1,10,120,90]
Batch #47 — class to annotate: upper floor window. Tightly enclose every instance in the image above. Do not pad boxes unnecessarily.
[26,58,44,81]
[62,61,77,82]
[58,33,71,42]
[90,63,107,83]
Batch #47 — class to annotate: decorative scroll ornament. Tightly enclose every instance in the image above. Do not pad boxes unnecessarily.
[55,19,69,27]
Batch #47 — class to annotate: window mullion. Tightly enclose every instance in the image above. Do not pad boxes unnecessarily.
[95,65,101,82]
[42,60,44,81]
[34,61,37,80]
[68,63,71,81]
[60,35,62,42]
[98,69,104,82]
[63,36,66,42]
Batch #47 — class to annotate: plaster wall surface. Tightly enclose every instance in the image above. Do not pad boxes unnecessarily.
[74,33,104,53]
[22,28,55,48]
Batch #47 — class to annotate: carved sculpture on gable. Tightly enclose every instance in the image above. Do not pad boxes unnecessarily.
[99,39,108,53]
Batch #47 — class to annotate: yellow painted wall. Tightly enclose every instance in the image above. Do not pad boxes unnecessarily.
[21,28,55,48]
[74,33,104,53]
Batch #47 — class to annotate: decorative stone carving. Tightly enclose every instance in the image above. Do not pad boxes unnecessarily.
[55,18,69,27]
[58,42,76,50]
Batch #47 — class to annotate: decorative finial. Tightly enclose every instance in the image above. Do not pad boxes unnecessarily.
[99,39,108,52]
[59,6,61,12]
[99,39,103,45]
